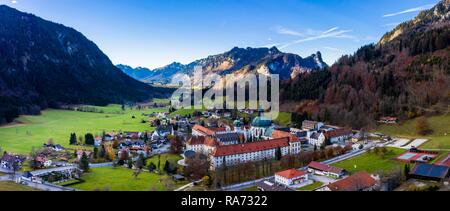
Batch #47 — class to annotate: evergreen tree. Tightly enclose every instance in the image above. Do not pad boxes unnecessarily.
[84,133,95,145]
[79,152,90,172]
[69,133,77,145]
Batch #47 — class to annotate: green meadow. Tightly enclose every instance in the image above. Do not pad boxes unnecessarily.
[68,166,187,191]
[0,105,167,154]
[0,182,39,191]
[332,147,406,174]
[377,114,450,150]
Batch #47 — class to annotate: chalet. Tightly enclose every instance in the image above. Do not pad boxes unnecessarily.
[275,169,309,187]
[0,153,26,170]
[410,163,450,182]
[43,144,64,151]
[379,117,398,124]
[308,161,346,179]
[152,125,174,141]
[35,156,52,168]
[321,172,377,191]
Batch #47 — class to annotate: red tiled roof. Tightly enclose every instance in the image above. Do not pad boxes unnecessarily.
[327,172,376,191]
[192,125,226,136]
[308,161,345,174]
[380,117,398,121]
[272,130,300,143]
[436,154,450,167]
[276,169,307,179]
[212,138,290,157]
[325,129,352,139]
[187,136,219,147]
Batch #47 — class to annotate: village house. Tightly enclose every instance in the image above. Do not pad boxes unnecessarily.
[35,156,52,168]
[43,143,64,151]
[308,132,326,147]
[275,169,309,187]
[324,129,353,144]
[379,117,398,124]
[307,161,347,179]
[0,153,26,170]
[152,125,174,141]
[94,136,103,147]
[319,172,377,191]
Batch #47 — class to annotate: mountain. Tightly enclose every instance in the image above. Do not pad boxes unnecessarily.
[118,47,327,85]
[283,0,450,128]
[0,5,170,123]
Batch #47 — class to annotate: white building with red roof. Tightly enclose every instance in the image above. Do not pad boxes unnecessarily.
[275,169,309,187]
[308,161,347,179]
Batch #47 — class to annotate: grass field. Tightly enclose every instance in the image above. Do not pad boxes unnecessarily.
[297,182,324,191]
[0,182,39,191]
[68,167,187,191]
[0,105,167,154]
[146,153,183,166]
[377,114,450,150]
[274,112,292,126]
[333,147,406,174]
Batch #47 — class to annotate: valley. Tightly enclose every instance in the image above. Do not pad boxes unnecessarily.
[0,105,166,154]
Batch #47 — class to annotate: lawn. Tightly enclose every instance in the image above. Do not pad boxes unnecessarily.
[274,112,292,126]
[0,182,39,191]
[297,182,324,191]
[377,114,450,150]
[68,167,187,191]
[146,153,183,166]
[0,105,167,154]
[333,147,406,174]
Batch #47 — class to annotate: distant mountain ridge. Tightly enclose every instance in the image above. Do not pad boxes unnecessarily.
[0,5,170,123]
[118,47,328,85]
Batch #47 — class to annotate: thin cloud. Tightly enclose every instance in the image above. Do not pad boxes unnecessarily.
[275,26,305,37]
[322,27,340,34]
[323,46,347,53]
[278,28,355,49]
[383,4,434,17]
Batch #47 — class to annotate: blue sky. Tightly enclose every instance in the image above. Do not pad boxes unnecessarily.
[1,0,440,68]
